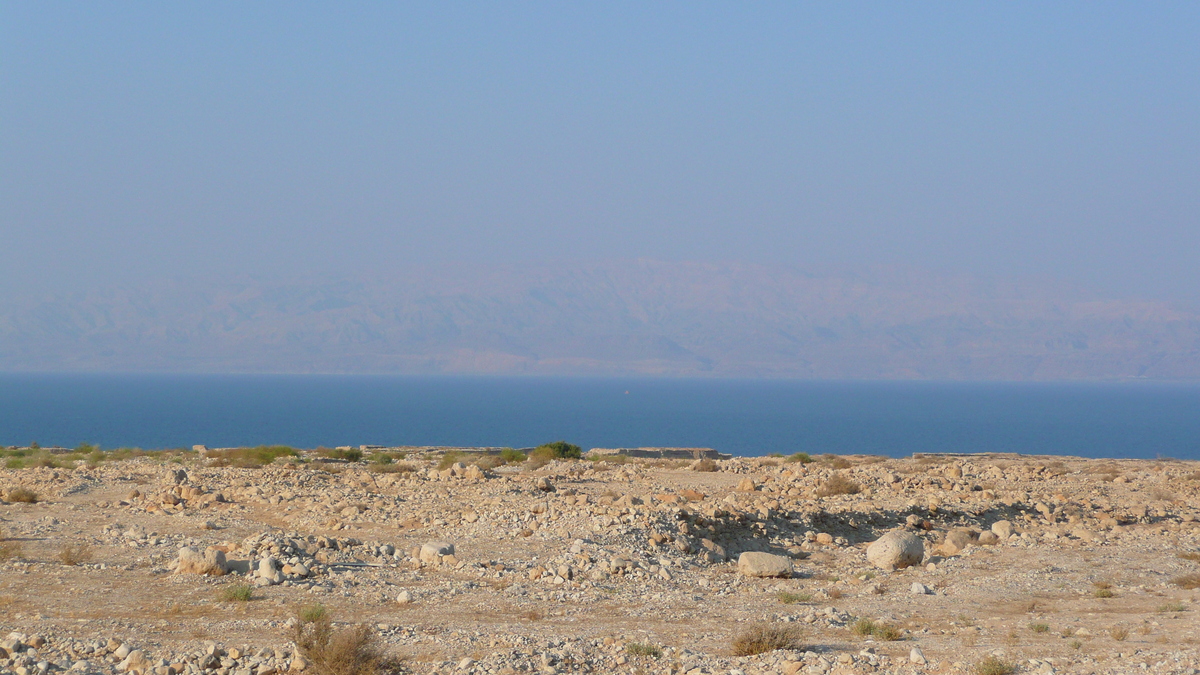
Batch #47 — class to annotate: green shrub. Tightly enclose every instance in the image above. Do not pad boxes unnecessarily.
[531,441,582,460]
[625,643,662,658]
[208,445,298,468]
[219,584,254,602]
[500,448,527,463]
[776,591,812,604]
[1028,622,1050,633]
[786,452,813,464]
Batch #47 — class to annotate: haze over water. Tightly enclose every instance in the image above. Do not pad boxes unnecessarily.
[2,375,1197,460]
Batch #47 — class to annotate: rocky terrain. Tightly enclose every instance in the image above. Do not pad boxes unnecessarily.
[1,449,1199,675]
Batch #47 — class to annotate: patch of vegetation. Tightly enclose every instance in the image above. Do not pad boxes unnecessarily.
[815,472,860,498]
[820,454,852,469]
[730,623,804,656]
[291,603,391,675]
[208,445,298,468]
[0,530,22,562]
[625,642,662,658]
[500,448,527,463]
[1028,622,1050,633]
[529,441,583,461]
[1109,625,1129,641]
[785,452,813,464]
[58,543,92,566]
[1171,573,1200,590]
[5,488,38,503]
[219,584,254,602]
[693,458,718,472]
[975,656,1016,675]
[1093,588,1115,598]
[1177,551,1200,562]
[776,591,812,605]
[850,618,902,641]
[1158,601,1186,612]
[368,461,415,474]
[318,447,364,462]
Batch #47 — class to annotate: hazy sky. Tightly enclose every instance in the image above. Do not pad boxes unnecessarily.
[3,4,1198,303]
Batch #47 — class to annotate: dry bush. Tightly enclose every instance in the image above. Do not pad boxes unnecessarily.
[5,488,38,503]
[827,588,843,600]
[1149,487,1176,502]
[815,472,860,498]
[292,604,390,675]
[821,454,852,469]
[0,530,22,562]
[473,455,505,471]
[850,618,902,640]
[730,623,803,656]
[1028,622,1050,633]
[207,445,297,468]
[1172,573,1200,590]
[368,462,415,474]
[518,609,543,621]
[693,459,718,472]
[1185,471,1200,481]
[776,591,811,604]
[1177,551,1200,562]
[975,656,1016,675]
[625,643,662,658]
[1109,625,1129,641]
[58,543,92,566]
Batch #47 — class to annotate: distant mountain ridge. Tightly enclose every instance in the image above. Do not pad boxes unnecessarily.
[2,260,1199,379]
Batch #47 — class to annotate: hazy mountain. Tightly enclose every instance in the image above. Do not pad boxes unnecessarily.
[2,260,1199,379]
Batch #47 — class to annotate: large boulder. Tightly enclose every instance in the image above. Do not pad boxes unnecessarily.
[866,530,924,571]
[991,520,1014,539]
[736,551,793,578]
[419,541,455,563]
[174,547,228,576]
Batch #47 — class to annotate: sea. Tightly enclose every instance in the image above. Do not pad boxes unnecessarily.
[0,374,1198,460]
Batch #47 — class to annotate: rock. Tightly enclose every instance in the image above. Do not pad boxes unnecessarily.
[736,551,792,578]
[815,533,834,545]
[977,531,1000,545]
[174,547,228,576]
[419,541,455,562]
[117,650,150,674]
[166,469,188,485]
[991,520,1013,539]
[866,530,924,571]
[535,477,554,492]
[735,477,757,492]
[910,582,933,595]
[396,590,412,604]
[909,646,927,665]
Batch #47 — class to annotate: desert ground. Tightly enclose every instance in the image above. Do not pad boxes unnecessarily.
[1,447,1199,675]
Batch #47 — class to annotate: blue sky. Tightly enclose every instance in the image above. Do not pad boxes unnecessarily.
[2,3,1197,303]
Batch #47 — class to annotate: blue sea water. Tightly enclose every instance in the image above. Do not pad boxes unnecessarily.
[0,374,1198,459]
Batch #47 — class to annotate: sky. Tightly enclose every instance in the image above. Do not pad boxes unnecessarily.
[2,3,1198,304]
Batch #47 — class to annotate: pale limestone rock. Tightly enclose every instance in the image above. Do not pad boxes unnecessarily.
[866,530,924,571]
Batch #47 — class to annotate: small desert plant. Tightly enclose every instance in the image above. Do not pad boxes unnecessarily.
[1092,581,1115,598]
[815,473,860,498]
[1069,639,1082,650]
[730,623,803,656]
[625,642,662,658]
[975,656,1016,675]
[473,455,505,471]
[0,530,22,562]
[785,452,813,464]
[219,584,254,602]
[1028,622,1050,633]
[529,441,582,461]
[827,588,843,600]
[851,618,902,640]
[776,591,812,605]
[58,543,92,566]
[820,454,852,469]
[208,445,297,468]
[317,447,363,462]
[436,452,463,471]
[693,458,718,472]
[368,462,415,474]
[5,488,38,503]
[517,609,543,621]
[1109,625,1129,641]
[1171,573,1200,590]
[291,603,385,675]
[500,448,527,463]
[1158,601,1186,612]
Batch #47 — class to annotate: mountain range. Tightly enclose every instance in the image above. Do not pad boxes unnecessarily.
[2,260,1199,379]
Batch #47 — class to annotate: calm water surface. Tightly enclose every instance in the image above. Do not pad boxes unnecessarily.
[0,375,1198,459]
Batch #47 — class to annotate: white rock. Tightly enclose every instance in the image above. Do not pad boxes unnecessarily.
[419,541,455,562]
[736,551,792,578]
[866,530,924,571]
[910,646,927,664]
